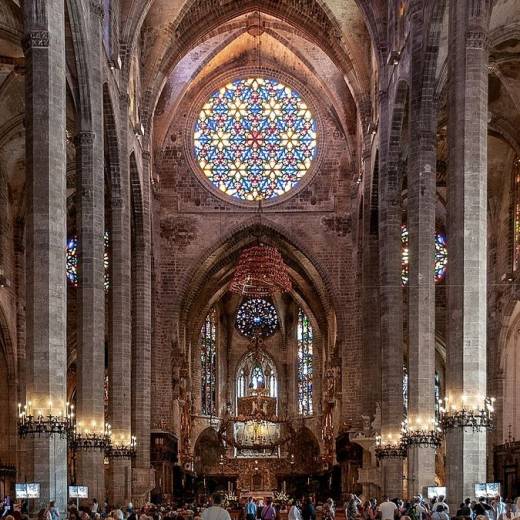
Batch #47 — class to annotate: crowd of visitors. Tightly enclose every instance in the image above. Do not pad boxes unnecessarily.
[338,494,520,520]
[2,493,520,520]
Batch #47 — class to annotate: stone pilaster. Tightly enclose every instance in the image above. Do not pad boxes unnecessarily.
[74,1,106,500]
[378,84,404,498]
[406,2,437,495]
[23,0,67,511]
[446,0,491,507]
[107,91,132,506]
[132,151,152,502]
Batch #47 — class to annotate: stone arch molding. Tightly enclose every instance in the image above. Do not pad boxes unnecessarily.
[142,0,369,135]
[178,218,336,322]
[173,218,339,369]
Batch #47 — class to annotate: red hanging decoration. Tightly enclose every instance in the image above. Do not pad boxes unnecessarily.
[229,244,292,297]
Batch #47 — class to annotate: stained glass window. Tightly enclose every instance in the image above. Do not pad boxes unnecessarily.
[403,364,408,420]
[512,158,520,270]
[104,231,110,291]
[434,232,447,282]
[297,308,313,416]
[235,298,278,338]
[236,351,277,400]
[401,225,409,285]
[434,371,441,422]
[251,364,265,390]
[66,236,79,286]
[66,232,110,291]
[200,308,217,416]
[194,77,317,201]
[400,225,447,285]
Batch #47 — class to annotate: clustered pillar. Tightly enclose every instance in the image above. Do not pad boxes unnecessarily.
[378,85,404,498]
[445,0,491,506]
[107,94,133,506]
[131,151,152,501]
[74,1,106,501]
[406,2,437,495]
[23,0,68,511]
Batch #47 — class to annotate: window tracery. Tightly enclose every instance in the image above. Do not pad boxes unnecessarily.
[297,308,313,416]
[200,308,217,416]
[235,298,278,338]
[193,77,317,201]
[236,351,277,400]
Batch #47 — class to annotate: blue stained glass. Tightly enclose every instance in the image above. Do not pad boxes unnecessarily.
[297,308,313,416]
[200,308,217,416]
[401,225,448,285]
[194,78,317,201]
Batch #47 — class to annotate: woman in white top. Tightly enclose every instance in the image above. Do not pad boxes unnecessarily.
[289,501,303,520]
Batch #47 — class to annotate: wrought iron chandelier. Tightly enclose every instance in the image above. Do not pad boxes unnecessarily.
[69,421,112,452]
[106,435,137,459]
[374,434,407,460]
[440,395,495,432]
[401,417,443,449]
[229,243,292,297]
[17,401,74,438]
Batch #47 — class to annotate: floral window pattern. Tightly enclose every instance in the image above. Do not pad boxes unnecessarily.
[297,308,313,416]
[401,225,448,285]
[194,77,317,201]
[200,308,217,416]
[235,298,278,338]
[66,232,110,291]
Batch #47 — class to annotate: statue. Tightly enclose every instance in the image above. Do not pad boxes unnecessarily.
[361,415,371,433]
[371,401,381,431]
[180,392,192,455]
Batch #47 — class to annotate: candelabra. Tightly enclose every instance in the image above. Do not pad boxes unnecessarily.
[17,400,74,438]
[401,417,443,449]
[106,435,137,458]
[440,395,495,432]
[374,434,407,460]
[69,421,112,451]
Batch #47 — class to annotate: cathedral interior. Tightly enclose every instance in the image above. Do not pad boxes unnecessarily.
[1,0,520,513]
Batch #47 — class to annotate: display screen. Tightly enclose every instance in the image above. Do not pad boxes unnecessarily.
[475,483,500,498]
[427,486,447,499]
[69,486,89,498]
[15,483,40,499]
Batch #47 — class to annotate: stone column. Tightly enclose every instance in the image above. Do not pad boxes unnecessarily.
[406,2,437,495]
[132,151,152,502]
[378,84,404,498]
[446,0,491,506]
[23,0,67,511]
[75,0,105,501]
[107,92,133,506]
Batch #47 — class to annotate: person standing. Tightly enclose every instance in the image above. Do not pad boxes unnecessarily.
[202,495,231,520]
[246,498,257,520]
[323,499,335,520]
[345,495,360,520]
[261,499,276,520]
[301,498,315,520]
[378,498,397,520]
[45,502,60,520]
[288,501,302,520]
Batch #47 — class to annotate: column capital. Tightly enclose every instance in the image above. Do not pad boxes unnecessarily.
[74,131,96,147]
[465,30,489,49]
[22,31,49,53]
